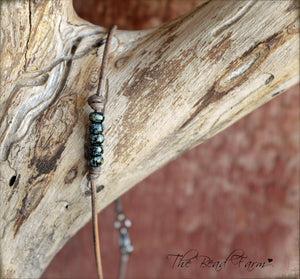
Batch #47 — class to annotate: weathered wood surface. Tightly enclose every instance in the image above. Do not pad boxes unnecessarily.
[0,0,299,277]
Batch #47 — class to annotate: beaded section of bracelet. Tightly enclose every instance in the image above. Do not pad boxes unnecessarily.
[89,112,105,167]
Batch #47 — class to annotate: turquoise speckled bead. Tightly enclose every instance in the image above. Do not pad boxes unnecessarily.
[89,155,104,167]
[90,123,104,134]
[89,112,105,123]
[90,133,104,145]
[90,145,103,157]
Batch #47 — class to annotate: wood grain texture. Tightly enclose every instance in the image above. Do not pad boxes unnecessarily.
[0,0,299,277]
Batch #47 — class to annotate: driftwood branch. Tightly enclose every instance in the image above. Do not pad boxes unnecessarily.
[0,0,299,277]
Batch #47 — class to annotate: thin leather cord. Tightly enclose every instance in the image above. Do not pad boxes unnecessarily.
[96,25,117,97]
[88,25,117,279]
[91,179,103,279]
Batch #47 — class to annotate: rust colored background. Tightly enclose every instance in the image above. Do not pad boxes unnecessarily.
[42,1,299,279]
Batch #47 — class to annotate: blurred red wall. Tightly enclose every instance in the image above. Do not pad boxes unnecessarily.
[42,1,299,279]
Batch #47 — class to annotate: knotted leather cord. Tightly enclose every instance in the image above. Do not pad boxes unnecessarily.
[87,24,117,279]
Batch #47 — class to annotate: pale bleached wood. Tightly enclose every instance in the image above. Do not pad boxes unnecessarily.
[0,0,299,277]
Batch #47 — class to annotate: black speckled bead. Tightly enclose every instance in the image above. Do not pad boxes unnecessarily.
[90,123,104,134]
[89,155,104,167]
[89,112,105,123]
[90,133,104,145]
[90,145,103,157]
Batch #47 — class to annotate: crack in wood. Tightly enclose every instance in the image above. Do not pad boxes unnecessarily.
[179,30,287,130]
[24,0,32,71]
[213,0,255,36]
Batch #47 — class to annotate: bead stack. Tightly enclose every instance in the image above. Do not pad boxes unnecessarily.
[89,111,105,167]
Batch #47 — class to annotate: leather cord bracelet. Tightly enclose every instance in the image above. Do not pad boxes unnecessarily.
[87,24,117,279]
